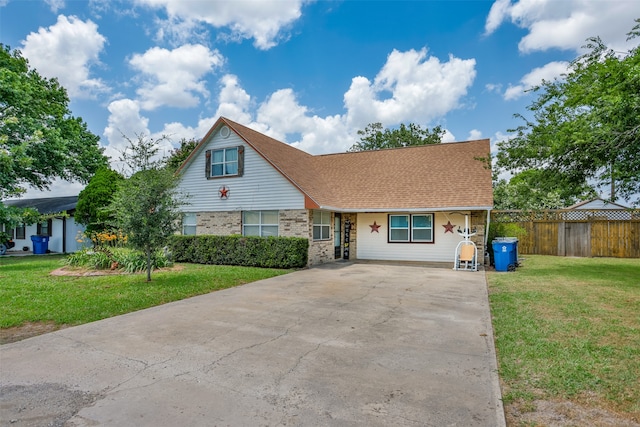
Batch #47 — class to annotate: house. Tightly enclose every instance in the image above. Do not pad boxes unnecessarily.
[2,196,85,254]
[176,117,493,266]
[564,197,633,220]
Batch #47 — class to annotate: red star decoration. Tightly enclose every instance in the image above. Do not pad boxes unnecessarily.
[219,186,229,199]
[442,221,455,233]
[370,221,381,233]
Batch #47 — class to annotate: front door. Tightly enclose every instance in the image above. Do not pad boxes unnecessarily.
[334,213,342,259]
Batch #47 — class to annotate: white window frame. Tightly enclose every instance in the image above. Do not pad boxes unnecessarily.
[389,213,434,243]
[313,210,331,241]
[182,213,197,235]
[211,147,238,177]
[242,210,279,237]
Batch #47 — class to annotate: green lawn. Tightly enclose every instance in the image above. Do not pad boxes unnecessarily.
[487,255,640,420]
[0,255,292,328]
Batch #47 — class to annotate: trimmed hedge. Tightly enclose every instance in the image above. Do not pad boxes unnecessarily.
[168,235,308,269]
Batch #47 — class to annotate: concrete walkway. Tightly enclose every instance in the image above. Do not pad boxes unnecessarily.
[0,262,505,426]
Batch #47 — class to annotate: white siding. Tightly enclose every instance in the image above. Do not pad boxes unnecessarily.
[178,129,305,212]
[356,212,466,263]
[7,218,85,254]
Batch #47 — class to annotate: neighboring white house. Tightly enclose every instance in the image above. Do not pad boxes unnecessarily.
[176,117,494,266]
[564,198,633,220]
[2,196,85,254]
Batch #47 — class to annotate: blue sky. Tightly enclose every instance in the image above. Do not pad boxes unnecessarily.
[2,0,639,198]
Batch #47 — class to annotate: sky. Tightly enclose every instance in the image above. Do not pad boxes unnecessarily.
[2,0,639,200]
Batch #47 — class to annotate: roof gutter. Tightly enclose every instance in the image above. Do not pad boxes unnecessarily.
[318,205,494,213]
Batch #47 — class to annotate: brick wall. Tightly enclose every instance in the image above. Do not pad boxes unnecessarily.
[197,211,242,235]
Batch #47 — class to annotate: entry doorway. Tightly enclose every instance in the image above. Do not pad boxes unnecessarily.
[334,213,342,259]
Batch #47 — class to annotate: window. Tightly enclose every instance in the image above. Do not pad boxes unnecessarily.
[412,214,433,242]
[15,224,25,240]
[389,214,434,243]
[243,211,279,237]
[313,210,331,240]
[206,146,244,178]
[37,219,52,237]
[182,213,196,235]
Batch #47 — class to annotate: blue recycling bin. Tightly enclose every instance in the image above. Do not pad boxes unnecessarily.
[31,235,49,254]
[493,240,517,272]
[495,237,519,267]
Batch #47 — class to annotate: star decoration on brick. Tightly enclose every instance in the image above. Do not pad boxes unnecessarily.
[219,186,229,199]
[442,221,455,233]
[369,221,381,233]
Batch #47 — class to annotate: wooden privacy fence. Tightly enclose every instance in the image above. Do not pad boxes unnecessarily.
[492,209,640,258]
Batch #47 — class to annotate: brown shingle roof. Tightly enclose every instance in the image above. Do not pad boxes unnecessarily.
[183,117,493,211]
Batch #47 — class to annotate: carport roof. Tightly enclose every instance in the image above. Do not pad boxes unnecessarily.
[3,196,79,214]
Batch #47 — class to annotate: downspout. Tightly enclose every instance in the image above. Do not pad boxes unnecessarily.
[485,208,492,250]
[62,215,67,254]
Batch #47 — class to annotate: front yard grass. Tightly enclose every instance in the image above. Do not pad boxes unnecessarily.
[487,255,640,424]
[0,255,292,330]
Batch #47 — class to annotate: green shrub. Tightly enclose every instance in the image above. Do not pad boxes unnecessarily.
[168,235,308,269]
[65,247,172,272]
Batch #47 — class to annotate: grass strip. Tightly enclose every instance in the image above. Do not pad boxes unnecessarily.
[487,255,640,417]
[0,255,292,328]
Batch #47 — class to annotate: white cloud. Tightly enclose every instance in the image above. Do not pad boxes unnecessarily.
[485,0,640,53]
[468,129,483,140]
[214,74,255,126]
[103,98,150,163]
[344,48,476,130]
[129,44,224,110]
[504,60,568,100]
[21,15,107,98]
[44,0,65,13]
[134,0,305,49]
[484,0,511,35]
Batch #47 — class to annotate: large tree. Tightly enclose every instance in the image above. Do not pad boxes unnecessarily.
[0,45,108,199]
[496,20,640,205]
[493,169,597,210]
[348,122,444,152]
[75,167,124,233]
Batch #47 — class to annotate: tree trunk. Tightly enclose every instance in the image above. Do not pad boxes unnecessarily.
[146,247,152,282]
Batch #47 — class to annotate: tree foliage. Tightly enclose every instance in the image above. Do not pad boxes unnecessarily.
[348,122,444,152]
[165,138,199,171]
[75,167,124,233]
[496,20,640,205]
[493,169,596,210]
[117,133,170,177]
[0,45,108,199]
[111,168,185,281]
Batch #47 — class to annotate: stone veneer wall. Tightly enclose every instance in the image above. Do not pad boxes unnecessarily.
[470,211,488,261]
[307,210,334,266]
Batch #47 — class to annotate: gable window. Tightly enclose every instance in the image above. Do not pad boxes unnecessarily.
[37,219,52,237]
[182,213,196,235]
[389,214,433,243]
[313,210,331,240]
[15,224,25,240]
[206,146,244,178]
[243,210,279,237]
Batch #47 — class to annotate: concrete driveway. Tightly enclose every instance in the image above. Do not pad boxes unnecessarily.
[0,262,505,426]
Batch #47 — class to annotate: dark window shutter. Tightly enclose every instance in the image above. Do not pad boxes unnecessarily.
[237,146,244,177]
[205,150,211,178]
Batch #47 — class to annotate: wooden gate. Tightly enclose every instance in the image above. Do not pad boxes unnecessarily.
[561,222,590,257]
